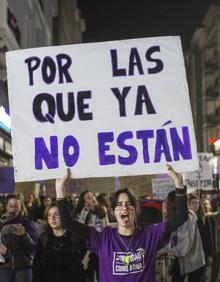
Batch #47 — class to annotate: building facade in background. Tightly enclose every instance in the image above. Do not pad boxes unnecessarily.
[0,0,85,167]
[187,4,220,155]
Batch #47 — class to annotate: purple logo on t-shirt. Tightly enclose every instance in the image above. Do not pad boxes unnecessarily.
[113,248,145,275]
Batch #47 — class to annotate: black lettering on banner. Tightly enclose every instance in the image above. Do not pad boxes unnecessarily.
[41,56,56,84]
[135,85,156,115]
[129,48,144,76]
[25,56,41,85]
[33,93,55,123]
[24,54,73,85]
[56,54,73,83]
[56,92,75,121]
[145,46,164,74]
[77,91,93,120]
[110,49,127,77]
[111,87,131,117]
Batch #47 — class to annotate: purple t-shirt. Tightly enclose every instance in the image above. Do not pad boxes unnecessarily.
[87,222,169,282]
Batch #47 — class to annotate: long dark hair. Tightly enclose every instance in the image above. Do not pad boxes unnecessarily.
[165,191,176,219]
[74,191,106,219]
[96,193,109,209]
[73,191,90,217]
[5,194,28,217]
[188,193,204,217]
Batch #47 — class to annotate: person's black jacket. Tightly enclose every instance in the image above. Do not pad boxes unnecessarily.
[197,215,214,260]
[0,215,37,270]
[32,230,87,282]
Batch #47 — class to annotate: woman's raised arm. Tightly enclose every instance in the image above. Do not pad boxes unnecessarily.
[165,165,188,234]
[56,170,91,240]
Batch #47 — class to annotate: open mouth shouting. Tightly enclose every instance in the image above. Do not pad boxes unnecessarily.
[121,213,132,227]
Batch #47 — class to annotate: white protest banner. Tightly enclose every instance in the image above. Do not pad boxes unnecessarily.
[152,174,175,200]
[183,153,213,190]
[6,36,199,182]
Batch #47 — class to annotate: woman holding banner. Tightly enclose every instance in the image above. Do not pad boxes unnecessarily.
[55,165,188,282]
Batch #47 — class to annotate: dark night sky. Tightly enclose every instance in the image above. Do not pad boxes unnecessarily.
[78,0,214,50]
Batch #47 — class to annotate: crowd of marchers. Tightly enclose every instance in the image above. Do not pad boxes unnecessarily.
[0,167,219,282]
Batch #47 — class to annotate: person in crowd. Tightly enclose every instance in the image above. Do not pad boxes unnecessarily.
[72,192,79,205]
[55,165,188,282]
[210,192,220,213]
[38,196,52,220]
[0,194,38,282]
[0,229,8,265]
[188,193,214,281]
[25,193,42,221]
[74,190,109,282]
[66,193,79,215]
[74,191,108,228]
[0,196,6,217]
[159,190,205,282]
[96,193,115,223]
[32,203,86,282]
[206,198,220,282]
[34,196,53,235]
[202,198,213,214]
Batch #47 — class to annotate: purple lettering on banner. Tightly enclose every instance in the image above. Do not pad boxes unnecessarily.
[154,129,172,162]
[35,136,58,169]
[117,131,137,165]
[98,132,115,165]
[136,130,154,163]
[63,135,80,166]
[170,126,192,161]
